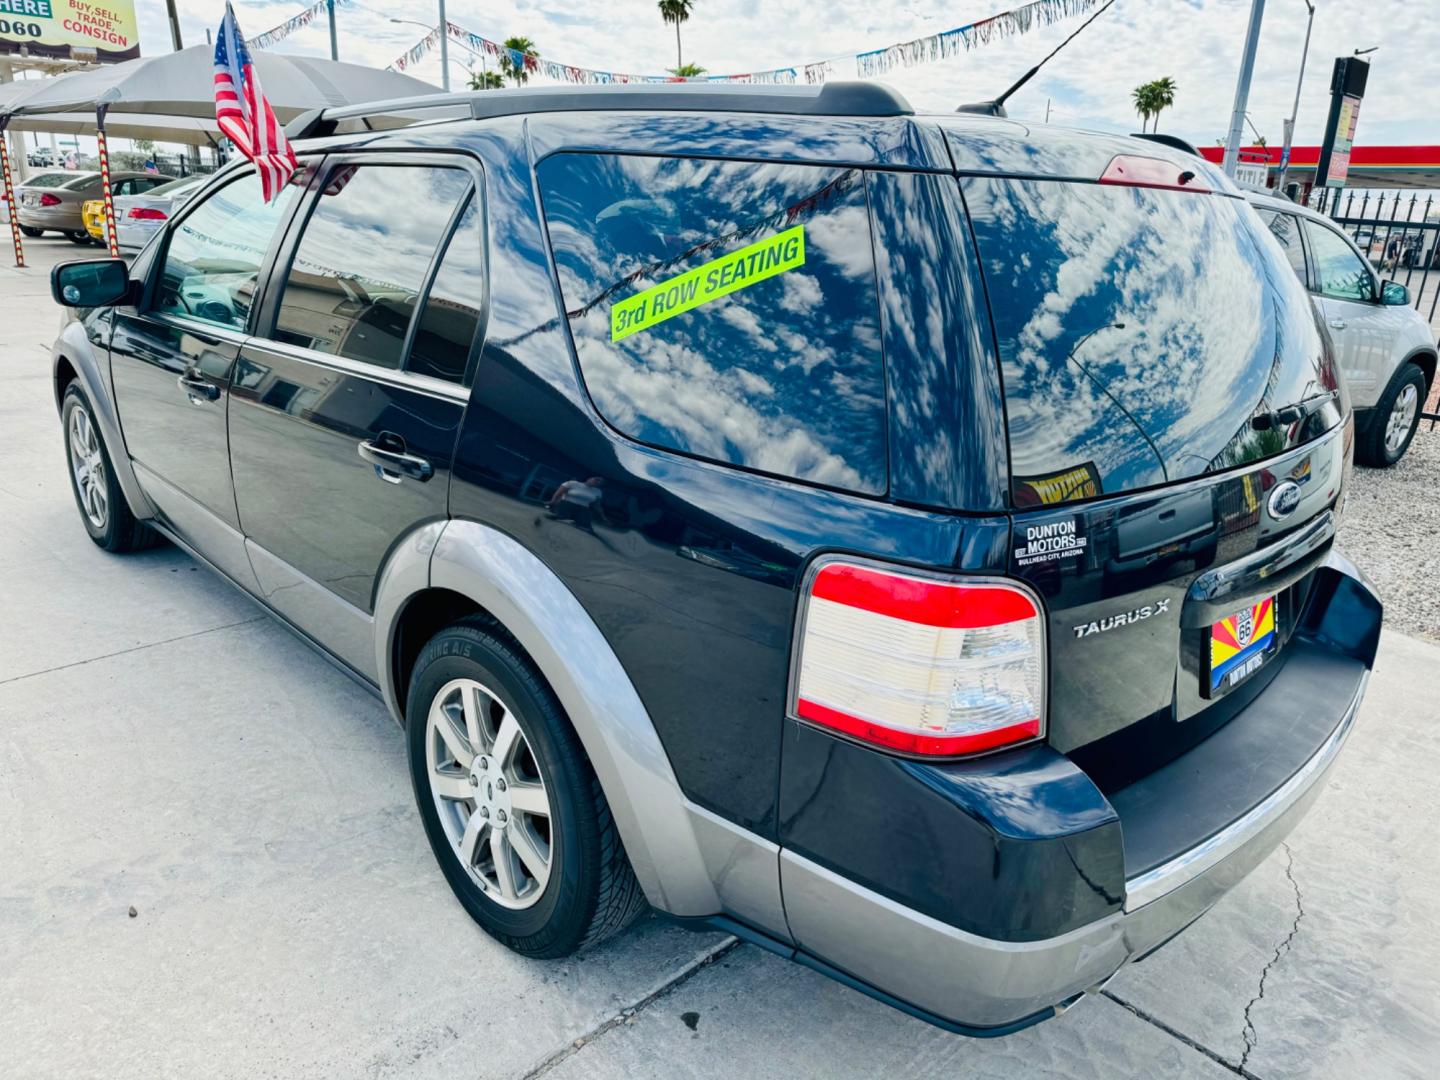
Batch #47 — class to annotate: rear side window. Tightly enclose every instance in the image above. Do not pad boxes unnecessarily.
[538,154,887,495]
[1301,220,1374,302]
[964,179,1333,505]
[272,165,471,370]
[1254,208,1308,284]
[408,194,485,383]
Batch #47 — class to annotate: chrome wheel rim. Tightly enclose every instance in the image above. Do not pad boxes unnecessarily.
[68,405,108,529]
[1385,383,1419,454]
[426,678,553,910]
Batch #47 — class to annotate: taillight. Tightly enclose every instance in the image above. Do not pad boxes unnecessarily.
[1098,154,1210,193]
[126,207,167,221]
[39,192,62,207]
[791,559,1046,757]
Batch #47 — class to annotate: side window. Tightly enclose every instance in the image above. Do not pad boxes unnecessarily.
[271,165,471,371]
[155,172,299,330]
[537,154,888,495]
[1302,220,1374,302]
[1255,209,1308,284]
[407,193,485,383]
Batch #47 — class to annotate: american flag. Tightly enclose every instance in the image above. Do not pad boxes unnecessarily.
[214,3,296,202]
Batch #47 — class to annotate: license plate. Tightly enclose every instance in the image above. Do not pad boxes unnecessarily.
[1206,596,1276,696]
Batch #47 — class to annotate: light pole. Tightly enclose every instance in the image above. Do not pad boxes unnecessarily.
[326,0,339,61]
[1222,0,1267,178]
[392,16,453,91]
[1276,0,1315,197]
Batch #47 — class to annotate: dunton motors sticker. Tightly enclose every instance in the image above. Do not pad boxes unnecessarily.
[1014,517,1087,568]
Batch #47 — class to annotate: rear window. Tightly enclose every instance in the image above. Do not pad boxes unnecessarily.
[963,179,1335,506]
[24,173,79,189]
[538,154,887,495]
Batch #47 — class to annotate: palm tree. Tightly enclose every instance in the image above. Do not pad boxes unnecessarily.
[669,62,706,78]
[1148,77,1177,133]
[500,36,538,86]
[468,69,504,91]
[658,0,694,70]
[1131,82,1157,133]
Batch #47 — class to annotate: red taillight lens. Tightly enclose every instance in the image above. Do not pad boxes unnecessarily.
[791,560,1046,757]
[39,192,62,207]
[126,207,167,221]
[1098,154,1211,193]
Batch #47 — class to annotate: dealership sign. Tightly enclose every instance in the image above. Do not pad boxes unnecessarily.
[0,0,139,64]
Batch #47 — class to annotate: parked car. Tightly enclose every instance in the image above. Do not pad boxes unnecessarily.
[113,174,207,252]
[47,84,1380,1036]
[7,171,89,236]
[81,198,107,245]
[1248,191,1436,466]
[17,170,171,242]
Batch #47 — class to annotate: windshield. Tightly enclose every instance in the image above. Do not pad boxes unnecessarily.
[963,178,1340,507]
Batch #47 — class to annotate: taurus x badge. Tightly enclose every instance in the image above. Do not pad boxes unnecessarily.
[1073,598,1171,639]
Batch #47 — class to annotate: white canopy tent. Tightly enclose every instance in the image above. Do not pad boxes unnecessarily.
[0,45,438,264]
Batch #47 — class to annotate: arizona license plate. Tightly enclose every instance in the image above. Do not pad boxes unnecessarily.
[1206,596,1276,695]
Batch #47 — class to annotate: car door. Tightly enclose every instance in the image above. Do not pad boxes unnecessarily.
[1301,217,1409,409]
[228,155,485,677]
[109,169,303,585]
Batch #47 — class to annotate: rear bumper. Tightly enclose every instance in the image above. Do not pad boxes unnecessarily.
[780,665,1369,1031]
[17,207,83,231]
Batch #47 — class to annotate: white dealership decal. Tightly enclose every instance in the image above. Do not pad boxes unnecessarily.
[1014,518,1087,567]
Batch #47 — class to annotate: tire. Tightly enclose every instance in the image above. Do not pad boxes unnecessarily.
[406,620,648,957]
[66,230,91,244]
[1357,363,1426,467]
[61,384,161,553]
[19,225,42,238]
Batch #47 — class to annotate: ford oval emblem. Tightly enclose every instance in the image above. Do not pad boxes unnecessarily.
[1268,480,1303,519]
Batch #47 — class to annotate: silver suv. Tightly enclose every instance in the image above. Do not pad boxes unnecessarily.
[1249,191,1436,466]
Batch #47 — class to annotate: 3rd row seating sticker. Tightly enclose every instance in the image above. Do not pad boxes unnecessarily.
[611,225,806,341]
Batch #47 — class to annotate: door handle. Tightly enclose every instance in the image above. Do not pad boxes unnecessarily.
[177,372,220,403]
[1328,319,1348,330]
[358,437,434,484]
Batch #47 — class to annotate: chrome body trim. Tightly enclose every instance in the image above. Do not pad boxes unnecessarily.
[422,519,728,916]
[780,666,1369,1030]
[51,320,154,521]
[1123,668,1368,911]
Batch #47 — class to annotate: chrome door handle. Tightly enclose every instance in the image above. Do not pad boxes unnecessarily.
[358,438,433,483]
[177,372,220,403]
[1328,319,1347,330]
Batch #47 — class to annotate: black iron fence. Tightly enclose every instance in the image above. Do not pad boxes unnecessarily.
[1315,188,1440,426]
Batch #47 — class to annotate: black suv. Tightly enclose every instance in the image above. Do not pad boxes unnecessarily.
[48,83,1380,1035]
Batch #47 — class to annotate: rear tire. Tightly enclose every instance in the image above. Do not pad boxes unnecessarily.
[1358,364,1425,467]
[66,230,90,244]
[406,620,648,958]
[19,226,42,238]
[61,384,161,553]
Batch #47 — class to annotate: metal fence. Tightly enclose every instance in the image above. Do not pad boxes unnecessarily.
[1315,188,1440,426]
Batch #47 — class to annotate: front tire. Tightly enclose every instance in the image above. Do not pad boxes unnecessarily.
[61,384,159,553]
[1358,364,1426,467]
[66,230,91,244]
[406,621,648,957]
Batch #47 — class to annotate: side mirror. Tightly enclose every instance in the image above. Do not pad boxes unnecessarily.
[1380,280,1410,306]
[50,259,132,309]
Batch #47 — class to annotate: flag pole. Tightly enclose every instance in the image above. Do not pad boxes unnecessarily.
[0,120,24,268]
[95,105,120,258]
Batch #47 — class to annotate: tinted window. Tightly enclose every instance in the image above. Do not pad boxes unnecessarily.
[156,172,299,330]
[1302,220,1374,302]
[408,194,484,383]
[1255,208,1308,283]
[964,179,1335,505]
[24,173,76,189]
[272,165,471,370]
[539,154,887,494]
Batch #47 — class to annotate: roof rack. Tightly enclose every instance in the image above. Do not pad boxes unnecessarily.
[286,81,913,141]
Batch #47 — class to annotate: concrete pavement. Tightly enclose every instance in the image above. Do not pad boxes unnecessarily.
[3,237,1438,1079]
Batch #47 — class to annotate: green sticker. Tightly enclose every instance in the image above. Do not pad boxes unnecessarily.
[610,225,806,342]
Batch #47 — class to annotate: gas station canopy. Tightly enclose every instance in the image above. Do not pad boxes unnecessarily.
[1199,144,1440,190]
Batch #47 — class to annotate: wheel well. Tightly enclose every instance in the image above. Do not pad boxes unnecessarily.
[54,356,79,412]
[1409,351,1436,395]
[390,588,490,724]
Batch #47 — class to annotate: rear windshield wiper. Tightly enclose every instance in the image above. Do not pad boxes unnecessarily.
[1251,389,1337,431]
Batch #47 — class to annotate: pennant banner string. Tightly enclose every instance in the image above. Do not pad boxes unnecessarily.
[251,0,354,51]
[386,0,1101,85]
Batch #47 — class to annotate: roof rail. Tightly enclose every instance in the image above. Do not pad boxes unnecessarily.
[286,81,914,141]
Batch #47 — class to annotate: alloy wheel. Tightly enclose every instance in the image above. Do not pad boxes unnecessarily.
[425,677,553,910]
[1385,383,1419,455]
[68,405,108,529]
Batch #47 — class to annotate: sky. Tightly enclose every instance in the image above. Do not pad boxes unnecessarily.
[16,0,1440,151]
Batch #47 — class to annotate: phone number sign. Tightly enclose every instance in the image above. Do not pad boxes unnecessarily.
[1,0,139,64]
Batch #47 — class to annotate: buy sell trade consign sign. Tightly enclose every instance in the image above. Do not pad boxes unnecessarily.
[0,0,139,64]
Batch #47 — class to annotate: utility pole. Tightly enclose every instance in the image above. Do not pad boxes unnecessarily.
[1276,0,1315,196]
[326,0,339,61]
[164,0,184,52]
[1222,0,1267,178]
[438,0,451,92]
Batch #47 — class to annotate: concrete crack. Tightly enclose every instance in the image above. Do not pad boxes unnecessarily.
[1239,841,1305,1074]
